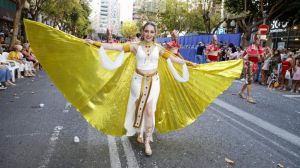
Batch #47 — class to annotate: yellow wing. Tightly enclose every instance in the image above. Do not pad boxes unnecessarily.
[24,19,134,136]
[156,57,242,132]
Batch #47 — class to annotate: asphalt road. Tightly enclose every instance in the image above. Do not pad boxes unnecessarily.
[0,71,299,168]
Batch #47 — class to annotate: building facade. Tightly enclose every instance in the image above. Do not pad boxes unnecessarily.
[89,0,120,39]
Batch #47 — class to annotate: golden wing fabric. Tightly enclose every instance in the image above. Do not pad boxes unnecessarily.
[24,19,134,135]
[156,57,243,133]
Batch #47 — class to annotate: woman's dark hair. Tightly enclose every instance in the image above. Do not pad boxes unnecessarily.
[136,33,141,38]
[141,22,157,42]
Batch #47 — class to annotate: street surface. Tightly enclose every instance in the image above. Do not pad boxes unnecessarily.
[0,71,299,168]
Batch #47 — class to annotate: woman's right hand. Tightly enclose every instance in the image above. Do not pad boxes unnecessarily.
[85,39,94,44]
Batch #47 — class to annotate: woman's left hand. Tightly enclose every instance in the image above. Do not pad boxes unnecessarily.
[191,62,198,66]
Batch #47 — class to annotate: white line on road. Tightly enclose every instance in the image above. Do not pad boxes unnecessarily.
[38,126,63,168]
[108,135,121,168]
[213,99,300,148]
[5,132,47,138]
[209,107,300,159]
[282,95,300,98]
[121,136,139,168]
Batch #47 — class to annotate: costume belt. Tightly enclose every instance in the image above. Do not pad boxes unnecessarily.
[135,69,158,77]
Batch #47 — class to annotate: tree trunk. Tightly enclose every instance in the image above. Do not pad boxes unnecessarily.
[10,0,26,49]
[202,10,210,34]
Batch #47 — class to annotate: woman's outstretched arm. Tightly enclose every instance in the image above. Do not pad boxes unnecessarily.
[85,39,131,52]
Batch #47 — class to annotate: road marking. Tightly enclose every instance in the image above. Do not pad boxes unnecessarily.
[38,126,63,168]
[5,132,46,138]
[213,99,300,148]
[282,94,300,98]
[107,135,121,168]
[209,107,300,159]
[62,102,72,113]
[121,136,139,168]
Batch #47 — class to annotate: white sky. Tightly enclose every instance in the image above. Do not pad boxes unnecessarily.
[119,0,134,22]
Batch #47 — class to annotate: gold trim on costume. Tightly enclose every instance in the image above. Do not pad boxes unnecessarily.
[123,43,131,52]
[133,70,157,128]
[161,50,172,59]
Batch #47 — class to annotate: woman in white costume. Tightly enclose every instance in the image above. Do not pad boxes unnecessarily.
[86,22,195,156]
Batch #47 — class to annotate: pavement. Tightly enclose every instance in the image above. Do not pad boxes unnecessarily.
[0,71,299,168]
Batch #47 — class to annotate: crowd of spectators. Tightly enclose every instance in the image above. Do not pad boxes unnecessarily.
[0,33,39,90]
[192,41,300,93]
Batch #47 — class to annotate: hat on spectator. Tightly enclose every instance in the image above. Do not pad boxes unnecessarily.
[14,44,22,51]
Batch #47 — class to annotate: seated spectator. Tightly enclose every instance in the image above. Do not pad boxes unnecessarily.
[22,43,40,70]
[7,45,35,77]
[0,62,15,87]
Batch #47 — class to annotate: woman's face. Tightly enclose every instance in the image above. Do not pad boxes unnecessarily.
[143,25,156,42]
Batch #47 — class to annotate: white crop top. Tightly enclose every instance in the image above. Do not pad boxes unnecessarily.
[136,45,159,70]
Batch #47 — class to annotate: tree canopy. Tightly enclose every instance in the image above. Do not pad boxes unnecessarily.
[39,0,91,37]
[137,0,222,36]
[224,0,300,46]
[120,21,139,39]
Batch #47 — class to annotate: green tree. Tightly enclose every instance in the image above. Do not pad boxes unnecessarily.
[199,0,222,33]
[225,0,300,47]
[120,21,139,39]
[41,0,91,37]
[27,0,49,21]
[137,0,221,36]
